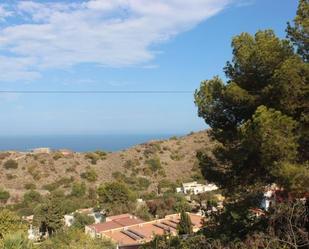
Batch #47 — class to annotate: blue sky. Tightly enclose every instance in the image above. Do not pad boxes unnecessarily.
[0,0,298,135]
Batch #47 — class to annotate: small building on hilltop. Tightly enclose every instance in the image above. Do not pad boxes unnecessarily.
[176,181,218,195]
[32,147,51,154]
[59,149,74,156]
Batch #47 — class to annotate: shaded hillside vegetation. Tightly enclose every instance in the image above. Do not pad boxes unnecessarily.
[0,130,214,204]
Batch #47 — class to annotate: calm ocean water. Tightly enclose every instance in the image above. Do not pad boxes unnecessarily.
[0,134,178,152]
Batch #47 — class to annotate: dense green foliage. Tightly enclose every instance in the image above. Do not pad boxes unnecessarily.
[1,232,33,249]
[112,171,151,191]
[145,157,162,172]
[80,169,98,182]
[70,182,86,197]
[147,193,190,218]
[195,1,308,196]
[38,229,115,249]
[192,0,309,247]
[84,151,106,164]
[72,213,95,230]
[0,209,27,239]
[142,201,308,249]
[33,195,65,236]
[287,0,309,61]
[97,181,136,214]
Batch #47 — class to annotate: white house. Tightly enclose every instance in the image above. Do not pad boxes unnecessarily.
[176,181,218,195]
[64,208,104,227]
[261,183,280,211]
[28,225,41,241]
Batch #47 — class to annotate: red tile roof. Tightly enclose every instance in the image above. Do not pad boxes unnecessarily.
[114,217,145,226]
[100,213,204,246]
[88,214,144,233]
[88,221,123,232]
[106,213,132,221]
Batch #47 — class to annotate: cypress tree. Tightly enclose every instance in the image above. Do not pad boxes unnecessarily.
[177,211,193,235]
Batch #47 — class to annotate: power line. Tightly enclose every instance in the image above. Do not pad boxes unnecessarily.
[0,90,194,94]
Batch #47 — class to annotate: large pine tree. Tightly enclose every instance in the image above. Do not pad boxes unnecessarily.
[194,0,308,240]
[195,0,309,198]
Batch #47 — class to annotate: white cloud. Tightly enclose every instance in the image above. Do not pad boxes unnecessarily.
[0,0,232,81]
[0,5,11,21]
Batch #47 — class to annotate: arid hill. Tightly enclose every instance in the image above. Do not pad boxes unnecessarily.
[0,130,214,203]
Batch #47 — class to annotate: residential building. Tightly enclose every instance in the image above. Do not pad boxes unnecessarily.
[85,214,144,238]
[27,224,40,241]
[261,183,280,211]
[32,147,51,154]
[59,149,74,156]
[86,213,204,249]
[64,208,104,227]
[176,181,218,195]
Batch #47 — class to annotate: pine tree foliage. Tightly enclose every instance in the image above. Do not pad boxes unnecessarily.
[195,2,309,196]
[33,196,64,236]
[287,0,309,62]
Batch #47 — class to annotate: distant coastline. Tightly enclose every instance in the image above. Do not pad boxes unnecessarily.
[0,134,182,152]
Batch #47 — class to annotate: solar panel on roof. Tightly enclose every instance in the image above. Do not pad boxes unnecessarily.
[168,219,179,225]
[161,221,177,229]
[121,230,141,241]
[128,229,145,239]
[153,223,171,232]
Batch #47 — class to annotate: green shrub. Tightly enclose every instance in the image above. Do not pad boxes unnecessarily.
[23,190,42,205]
[3,159,18,169]
[0,189,10,203]
[72,213,95,229]
[143,143,161,158]
[43,177,74,191]
[97,182,136,211]
[162,146,170,151]
[71,182,86,197]
[53,152,63,160]
[80,169,98,182]
[143,167,152,176]
[27,164,41,180]
[136,177,151,190]
[158,179,176,189]
[170,152,185,161]
[2,232,33,249]
[66,165,77,173]
[123,159,140,170]
[134,204,152,221]
[24,183,36,190]
[112,171,123,180]
[6,173,17,180]
[145,157,162,172]
[94,150,107,158]
[85,153,100,164]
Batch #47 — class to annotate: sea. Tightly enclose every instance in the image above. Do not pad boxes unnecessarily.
[0,134,179,152]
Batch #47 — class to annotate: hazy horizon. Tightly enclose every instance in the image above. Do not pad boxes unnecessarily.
[0,133,190,152]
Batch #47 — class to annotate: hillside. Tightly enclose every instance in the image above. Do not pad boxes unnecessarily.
[0,130,214,203]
